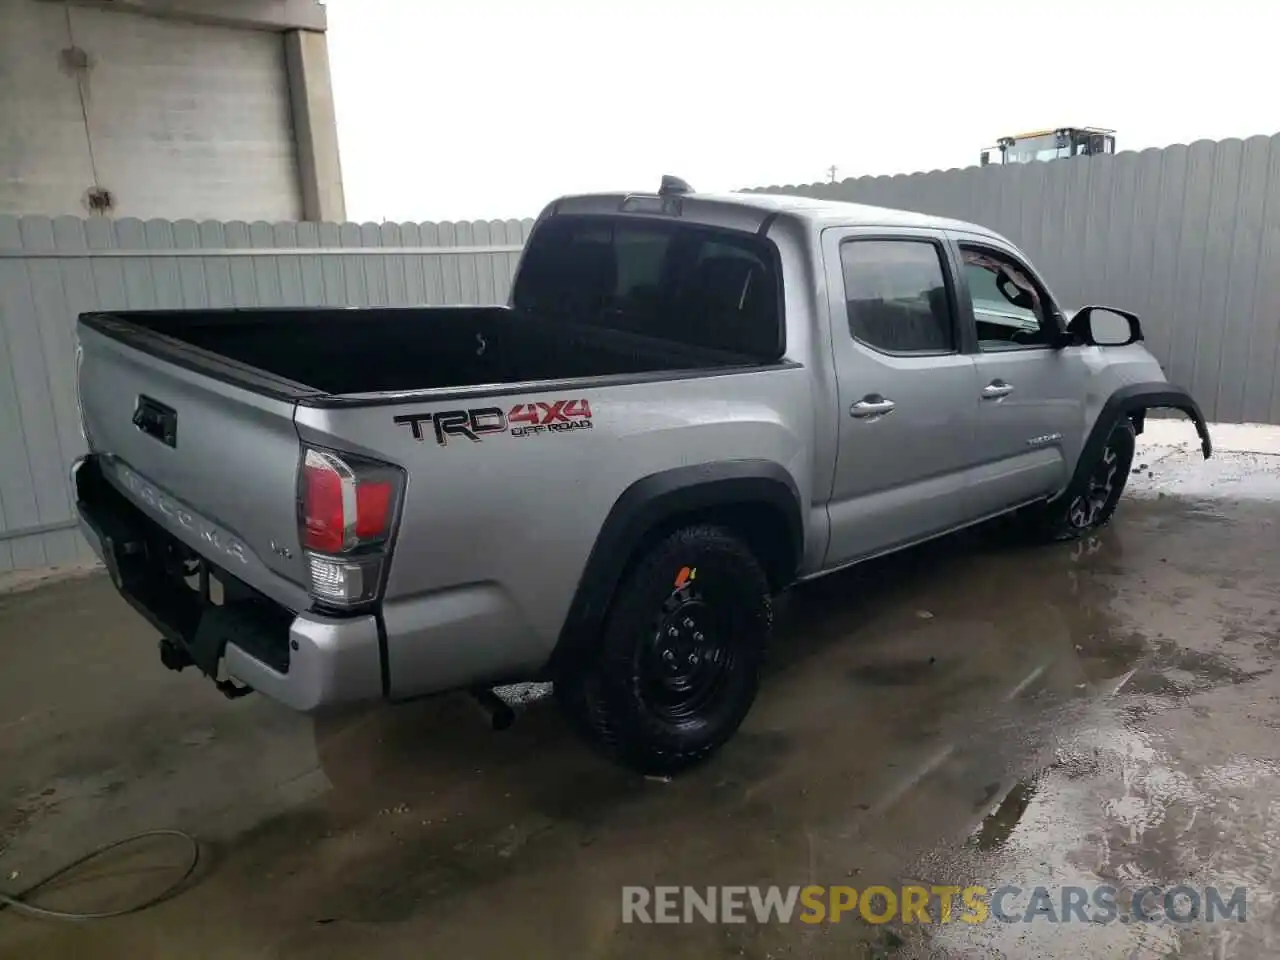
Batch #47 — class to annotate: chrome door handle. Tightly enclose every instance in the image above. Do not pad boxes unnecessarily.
[850,396,896,418]
[981,381,1014,400]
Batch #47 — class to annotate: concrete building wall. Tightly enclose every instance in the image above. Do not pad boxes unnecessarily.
[0,1,99,216]
[0,0,341,221]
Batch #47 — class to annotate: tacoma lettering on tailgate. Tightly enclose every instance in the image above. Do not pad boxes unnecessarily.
[395,399,593,446]
[118,464,249,564]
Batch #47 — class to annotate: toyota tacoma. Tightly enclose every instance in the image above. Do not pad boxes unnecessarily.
[71,177,1211,774]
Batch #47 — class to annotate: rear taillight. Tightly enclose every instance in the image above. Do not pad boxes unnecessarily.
[300,447,403,609]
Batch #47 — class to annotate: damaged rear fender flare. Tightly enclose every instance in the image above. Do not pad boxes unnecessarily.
[1076,382,1212,487]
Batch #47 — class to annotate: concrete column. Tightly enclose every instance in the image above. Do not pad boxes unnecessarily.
[285,29,345,222]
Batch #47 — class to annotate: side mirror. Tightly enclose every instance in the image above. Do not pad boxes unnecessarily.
[1067,306,1143,347]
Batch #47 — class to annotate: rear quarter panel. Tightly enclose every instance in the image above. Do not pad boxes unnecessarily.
[295,366,817,691]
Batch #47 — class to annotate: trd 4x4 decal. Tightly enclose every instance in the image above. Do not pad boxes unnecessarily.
[395,399,593,446]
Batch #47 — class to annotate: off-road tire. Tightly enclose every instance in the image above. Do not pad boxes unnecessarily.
[1029,417,1137,542]
[556,524,772,776]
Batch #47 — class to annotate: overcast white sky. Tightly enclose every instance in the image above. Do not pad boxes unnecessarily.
[325,0,1278,223]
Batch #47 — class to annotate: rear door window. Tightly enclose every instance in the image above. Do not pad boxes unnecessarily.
[840,239,957,354]
[512,215,783,359]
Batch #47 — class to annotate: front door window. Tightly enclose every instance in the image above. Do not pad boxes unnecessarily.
[960,247,1057,351]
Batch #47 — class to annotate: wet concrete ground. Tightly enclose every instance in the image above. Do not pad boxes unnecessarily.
[1,438,1278,959]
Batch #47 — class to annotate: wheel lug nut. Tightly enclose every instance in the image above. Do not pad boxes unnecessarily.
[693,632,704,642]
[688,654,698,665]
[667,627,679,638]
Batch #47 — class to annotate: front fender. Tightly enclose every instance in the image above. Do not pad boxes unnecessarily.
[1075,382,1212,488]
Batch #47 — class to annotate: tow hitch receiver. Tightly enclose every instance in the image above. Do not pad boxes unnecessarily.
[159,639,193,672]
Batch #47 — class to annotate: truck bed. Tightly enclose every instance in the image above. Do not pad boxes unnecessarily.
[84,306,761,399]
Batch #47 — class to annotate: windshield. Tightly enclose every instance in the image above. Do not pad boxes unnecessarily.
[1004,134,1070,164]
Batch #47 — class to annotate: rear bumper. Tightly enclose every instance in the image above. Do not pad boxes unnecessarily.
[72,454,383,712]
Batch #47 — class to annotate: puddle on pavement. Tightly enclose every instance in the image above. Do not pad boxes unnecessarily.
[970,777,1042,851]
[6,493,1280,958]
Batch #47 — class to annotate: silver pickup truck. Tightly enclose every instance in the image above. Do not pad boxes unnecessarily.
[72,177,1211,774]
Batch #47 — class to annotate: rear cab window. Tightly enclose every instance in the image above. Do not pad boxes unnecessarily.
[511,214,784,360]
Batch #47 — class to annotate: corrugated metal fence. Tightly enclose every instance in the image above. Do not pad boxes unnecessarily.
[0,215,532,573]
[750,134,1280,428]
[5,134,1280,574]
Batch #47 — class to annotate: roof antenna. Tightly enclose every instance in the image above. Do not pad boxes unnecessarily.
[659,175,694,196]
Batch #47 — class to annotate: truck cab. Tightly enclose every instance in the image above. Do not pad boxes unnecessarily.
[981,127,1116,166]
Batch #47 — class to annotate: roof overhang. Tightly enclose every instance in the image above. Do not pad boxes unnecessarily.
[38,0,327,33]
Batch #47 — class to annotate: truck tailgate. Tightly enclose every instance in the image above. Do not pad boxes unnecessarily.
[77,323,310,607]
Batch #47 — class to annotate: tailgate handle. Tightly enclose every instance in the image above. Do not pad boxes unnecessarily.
[133,395,177,448]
